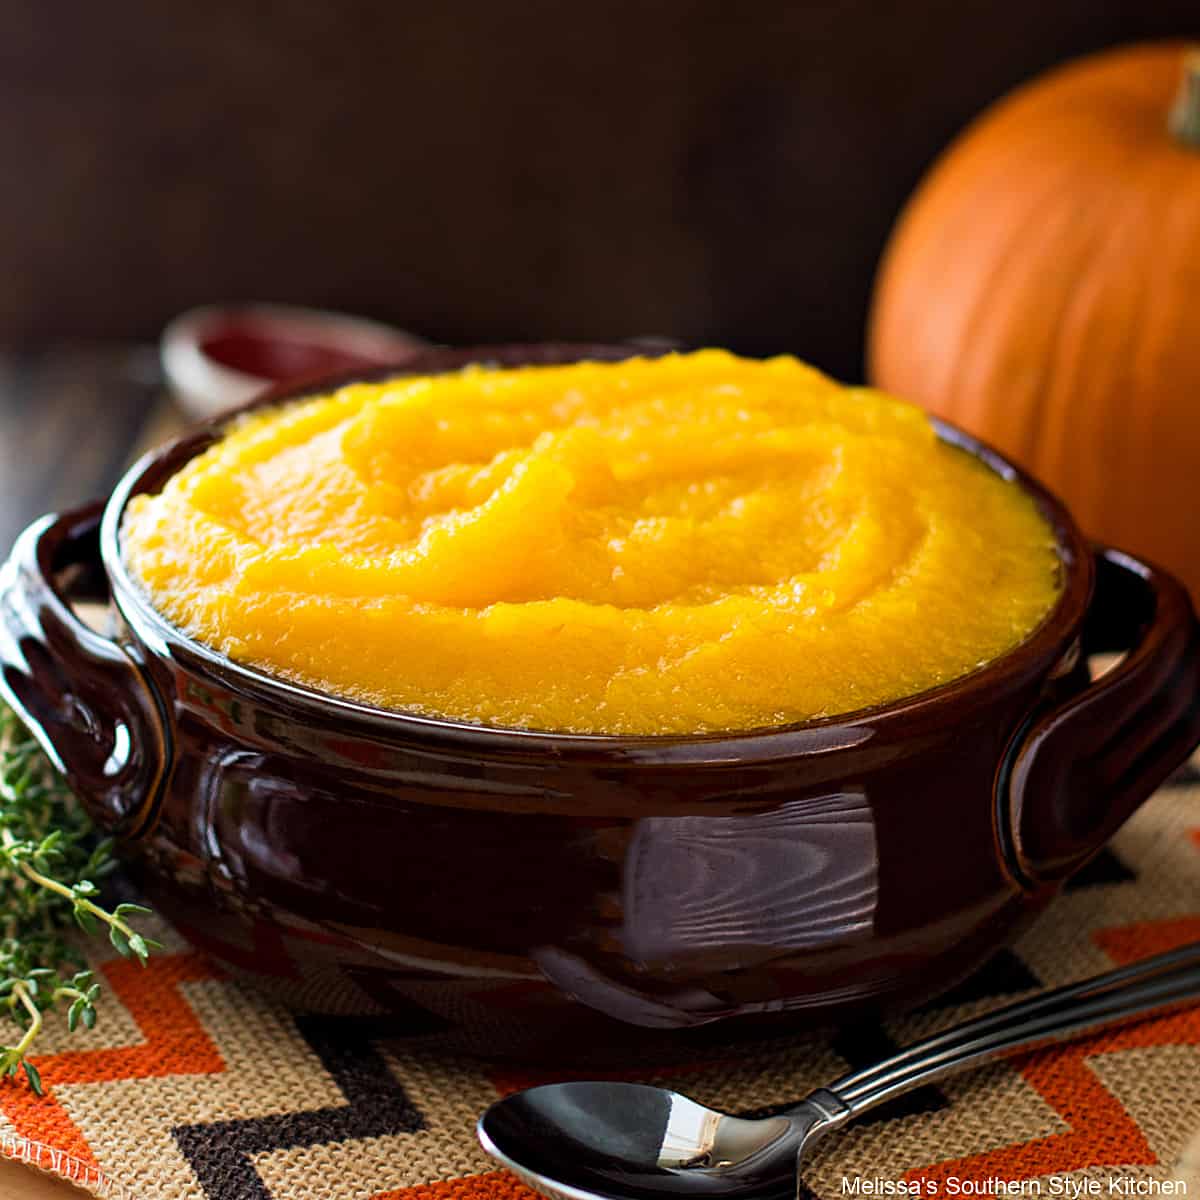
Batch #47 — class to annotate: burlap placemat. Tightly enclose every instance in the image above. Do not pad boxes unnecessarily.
[2,765,1197,1200]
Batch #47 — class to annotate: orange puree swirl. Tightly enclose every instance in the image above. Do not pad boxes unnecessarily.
[121,351,1061,733]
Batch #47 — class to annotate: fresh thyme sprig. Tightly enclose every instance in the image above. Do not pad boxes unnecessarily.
[0,703,162,1094]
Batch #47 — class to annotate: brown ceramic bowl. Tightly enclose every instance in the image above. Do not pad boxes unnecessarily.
[3,343,1199,1059]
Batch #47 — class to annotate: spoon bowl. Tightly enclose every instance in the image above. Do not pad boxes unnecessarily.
[478,943,1200,1200]
[478,1081,836,1200]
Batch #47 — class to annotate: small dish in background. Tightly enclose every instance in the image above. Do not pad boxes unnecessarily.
[160,302,428,419]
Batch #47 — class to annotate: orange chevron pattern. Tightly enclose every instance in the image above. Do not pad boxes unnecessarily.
[905,844,1200,1195]
[1,810,1195,1198]
[0,952,224,1170]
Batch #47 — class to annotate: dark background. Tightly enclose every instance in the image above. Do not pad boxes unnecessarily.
[4,0,1200,384]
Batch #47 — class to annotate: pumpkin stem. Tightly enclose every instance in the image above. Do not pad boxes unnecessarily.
[1169,49,1200,149]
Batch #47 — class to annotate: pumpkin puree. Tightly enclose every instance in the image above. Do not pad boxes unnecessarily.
[122,351,1061,734]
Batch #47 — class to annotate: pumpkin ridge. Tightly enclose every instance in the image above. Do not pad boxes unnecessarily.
[1037,131,1169,499]
[947,143,1126,463]
[870,100,1123,408]
[1121,148,1200,563]
[882,135,1095,425]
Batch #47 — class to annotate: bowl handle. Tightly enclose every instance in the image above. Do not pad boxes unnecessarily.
[1004,545,1200,884]
[0,502,169,837]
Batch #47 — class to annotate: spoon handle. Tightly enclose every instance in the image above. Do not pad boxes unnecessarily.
[814,942,1200,1121]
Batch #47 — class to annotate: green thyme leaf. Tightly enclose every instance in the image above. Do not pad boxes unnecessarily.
[0,702,162,1092]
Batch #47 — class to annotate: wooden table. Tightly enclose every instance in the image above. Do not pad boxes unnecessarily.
[2,343,183,1200]
[0,343,181,551]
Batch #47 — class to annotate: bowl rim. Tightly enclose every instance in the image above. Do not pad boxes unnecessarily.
[100,342,1095,755]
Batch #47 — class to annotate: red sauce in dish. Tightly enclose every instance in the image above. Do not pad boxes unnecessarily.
[201,321,397,382]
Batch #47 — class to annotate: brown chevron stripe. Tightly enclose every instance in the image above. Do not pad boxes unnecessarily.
[172,1014,445,1199]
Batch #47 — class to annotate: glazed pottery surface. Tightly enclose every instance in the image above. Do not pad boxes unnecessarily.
[3,344,1198,1059]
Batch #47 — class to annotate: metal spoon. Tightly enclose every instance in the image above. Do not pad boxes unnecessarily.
[478,942,1200,1200]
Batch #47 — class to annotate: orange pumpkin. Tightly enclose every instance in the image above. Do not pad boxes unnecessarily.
[869,42,1200,599]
